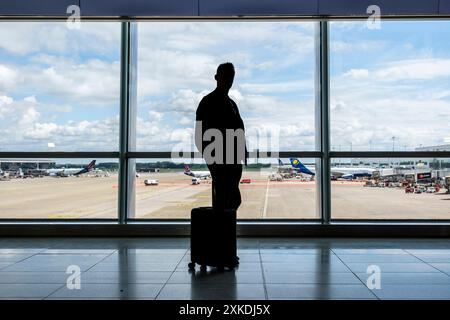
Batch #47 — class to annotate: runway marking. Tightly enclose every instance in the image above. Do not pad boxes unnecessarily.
[262,178,270,219]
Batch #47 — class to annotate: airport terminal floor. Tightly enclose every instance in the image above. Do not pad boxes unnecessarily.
[1,237,450,300]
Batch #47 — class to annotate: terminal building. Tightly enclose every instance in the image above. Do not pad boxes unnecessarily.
[0,159,55,171]
[415,144,450,151]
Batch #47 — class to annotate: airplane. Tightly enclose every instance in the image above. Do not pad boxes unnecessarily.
[183,165,211,179]
[284,159,315,176]
[277,159,295,170]
[287,158,377,180]
[46,160,96,177]
[0,168,7,180]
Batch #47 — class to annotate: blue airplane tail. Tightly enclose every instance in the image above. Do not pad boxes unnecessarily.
[278,159,284,166]
[289,158,315,176]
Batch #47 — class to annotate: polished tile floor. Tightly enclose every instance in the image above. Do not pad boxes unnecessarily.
[1,237,450,300]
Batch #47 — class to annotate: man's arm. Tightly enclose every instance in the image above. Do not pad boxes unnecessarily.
[230,99,248,165]
[195,99,206,156]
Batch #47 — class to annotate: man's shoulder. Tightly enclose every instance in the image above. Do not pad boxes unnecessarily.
[229,97,237,106]
[197,91,216,114]
[200,90,217,104]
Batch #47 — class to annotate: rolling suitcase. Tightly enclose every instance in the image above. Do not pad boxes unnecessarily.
[188,207,238,270]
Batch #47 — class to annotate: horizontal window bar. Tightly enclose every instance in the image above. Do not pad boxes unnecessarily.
[127,151,322,158]
[125,219,321,223]
[332,219,450,224]
[0,219,118,223]
[2,151,447,159]
[127,151,194,158]
[330,151,450,158]
[0,152,119,158]
[2,223,450,237]
[1,220,449,225]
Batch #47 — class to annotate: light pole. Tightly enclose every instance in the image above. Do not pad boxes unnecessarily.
[391,136,396,167]
[349,141,353,166]
[339,144,341,166]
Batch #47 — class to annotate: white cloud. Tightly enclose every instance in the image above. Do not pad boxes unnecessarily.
[2,21,450,153]
[149,110,163,121]
[330,78,450,150]
[331,40,385,53]
[0,95,13,119]
[374,58,450,81]
[0,95,119,151]
[24,96,37,103]
[0,22,119,56]
[178,116,192,125]
[0,64,19,91]
[136,22,315,98]
[343,69,370,80]
[239,80,313,94]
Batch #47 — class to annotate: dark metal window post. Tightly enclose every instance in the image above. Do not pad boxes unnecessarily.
[318,21,331,224]
[118,21,131,224]
[127,22,138,220]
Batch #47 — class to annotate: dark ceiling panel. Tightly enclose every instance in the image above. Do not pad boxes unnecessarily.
[439,0,450,14]
[0,0,446,17]
[199,0,318,16]
[80,0,198,16]
[319,0,439,16]
[0,0,78,15]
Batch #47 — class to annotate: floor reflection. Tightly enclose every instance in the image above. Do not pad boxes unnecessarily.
[189,267,237,300]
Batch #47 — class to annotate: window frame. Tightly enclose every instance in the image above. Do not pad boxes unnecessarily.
[0,17,450,229]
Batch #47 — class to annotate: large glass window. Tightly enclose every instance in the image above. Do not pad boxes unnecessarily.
[0,22,121,151]
[134,21,318,153]
[331,157,450,219]
[130,158,319,219]
[1,19,449,223]
[0,158,118,219]
[330,21,450,151]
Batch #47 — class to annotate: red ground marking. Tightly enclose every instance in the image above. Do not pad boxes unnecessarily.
[114,181,365,189]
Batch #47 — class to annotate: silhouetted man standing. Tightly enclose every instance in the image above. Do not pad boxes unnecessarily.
[195,62,246,210]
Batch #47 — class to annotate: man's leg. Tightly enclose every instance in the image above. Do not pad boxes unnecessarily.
[208,164,227,210]
[208,164,242,210]
[227,165,243,210]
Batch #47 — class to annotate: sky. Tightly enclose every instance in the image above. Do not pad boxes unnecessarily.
[0,20,449,154]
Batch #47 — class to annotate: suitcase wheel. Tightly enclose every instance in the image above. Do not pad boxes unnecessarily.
[188,262,195,270]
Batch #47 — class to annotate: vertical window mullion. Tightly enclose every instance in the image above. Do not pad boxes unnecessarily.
[127,22,138,220]
[320,20,331,224]
[118,21,130,224]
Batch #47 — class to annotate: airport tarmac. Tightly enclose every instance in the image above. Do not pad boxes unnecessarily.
[0,171,449,219]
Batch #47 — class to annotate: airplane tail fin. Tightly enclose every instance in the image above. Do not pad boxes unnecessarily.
[290,158,315,176]
[74,160,96,176]
[86,160,96,170]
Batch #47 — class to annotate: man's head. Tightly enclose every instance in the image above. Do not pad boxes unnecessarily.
[215,62,235,92]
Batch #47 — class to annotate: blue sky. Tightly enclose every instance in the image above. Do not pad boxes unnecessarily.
[331,21,450,151]
[0,21,449,153]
